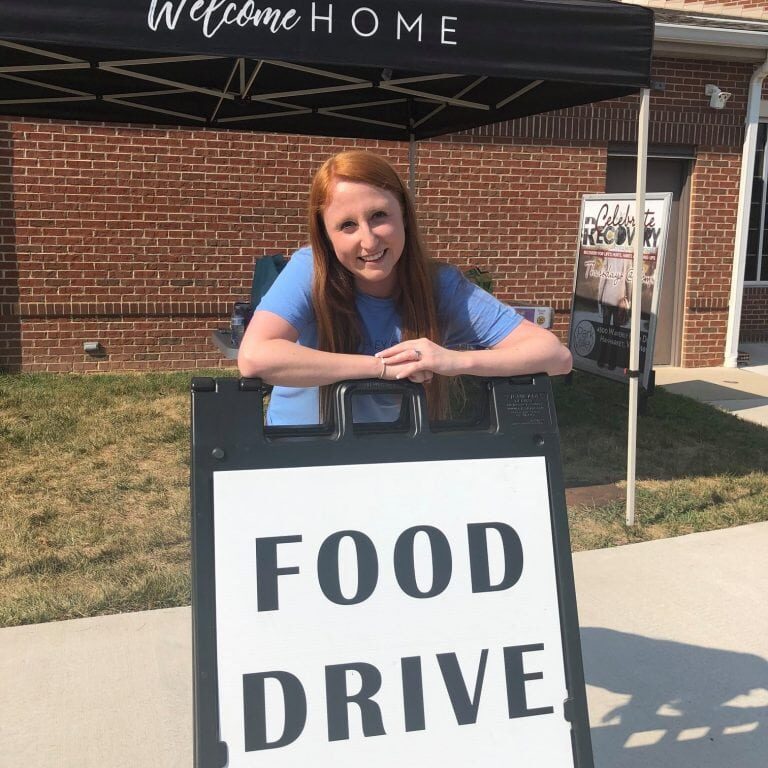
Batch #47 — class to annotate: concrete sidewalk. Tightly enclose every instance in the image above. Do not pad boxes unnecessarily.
[655,343,768,428]
[576,523,768,768]
[1,523,765,768]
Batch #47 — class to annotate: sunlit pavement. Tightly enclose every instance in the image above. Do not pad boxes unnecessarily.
[574,523,768,768]
[655,344,768,428]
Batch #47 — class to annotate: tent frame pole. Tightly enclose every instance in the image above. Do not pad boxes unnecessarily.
[408,133,417,194]
[626,88,650,527]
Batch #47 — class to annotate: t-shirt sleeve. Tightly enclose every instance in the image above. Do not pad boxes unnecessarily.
[437,265,522,348]
[255,246,315,333]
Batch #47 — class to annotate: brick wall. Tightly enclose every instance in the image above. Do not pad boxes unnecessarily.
[470,58,751,148]
[0,56,762,373]
[414,141,605,339]
[0,125,602,371]
[741,288,768,342]
[684,151,743,366]
[2,127,388,371]
[0,126,18,371]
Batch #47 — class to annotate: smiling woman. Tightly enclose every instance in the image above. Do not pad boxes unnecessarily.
[237,150,572,425]
[321,180,406,299]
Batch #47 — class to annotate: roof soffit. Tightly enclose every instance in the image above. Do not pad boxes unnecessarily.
[654,9,768,62]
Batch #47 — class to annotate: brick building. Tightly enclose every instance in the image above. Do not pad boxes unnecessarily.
[1,1,767,372]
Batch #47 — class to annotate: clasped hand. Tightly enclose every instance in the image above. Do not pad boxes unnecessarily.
[375,338,458,384]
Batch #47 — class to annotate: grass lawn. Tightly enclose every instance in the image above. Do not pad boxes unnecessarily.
[555,374,768,549]
[1,369,767,627]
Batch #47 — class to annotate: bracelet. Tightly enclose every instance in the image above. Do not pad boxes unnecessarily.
[377,356,387,379]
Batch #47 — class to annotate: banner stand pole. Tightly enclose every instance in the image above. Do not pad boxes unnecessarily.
[626,88,650,526]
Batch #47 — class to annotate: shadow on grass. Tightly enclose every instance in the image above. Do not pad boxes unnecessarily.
[552,372,768,486]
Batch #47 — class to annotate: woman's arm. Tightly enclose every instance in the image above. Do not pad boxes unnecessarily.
[375,319,573,380]
[237,309,384,386]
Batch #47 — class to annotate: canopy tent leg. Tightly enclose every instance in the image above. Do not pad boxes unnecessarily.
[626,88,650,527]
[408,133,417,195]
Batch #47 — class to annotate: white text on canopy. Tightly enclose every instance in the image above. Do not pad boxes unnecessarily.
[148,1,459,45]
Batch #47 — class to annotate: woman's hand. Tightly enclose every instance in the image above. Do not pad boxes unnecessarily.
[375,320,572,382]
[376,338,460,383]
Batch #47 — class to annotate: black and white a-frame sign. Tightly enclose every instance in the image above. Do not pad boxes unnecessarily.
[191,377,593,768]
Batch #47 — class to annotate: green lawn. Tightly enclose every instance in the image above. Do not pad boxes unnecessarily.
[1,370,766,626]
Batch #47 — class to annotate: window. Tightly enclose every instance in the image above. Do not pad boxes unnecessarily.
[746,121,768,283]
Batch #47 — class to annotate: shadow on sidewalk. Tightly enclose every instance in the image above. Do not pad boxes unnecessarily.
[581,628,768,768]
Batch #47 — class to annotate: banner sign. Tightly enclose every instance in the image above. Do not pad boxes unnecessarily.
[190,377,593,768]
[568,193,672,388]
[213,458,572,766]
[0,0,653,87]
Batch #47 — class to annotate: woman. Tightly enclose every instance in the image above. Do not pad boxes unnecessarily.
[238,150,572,425]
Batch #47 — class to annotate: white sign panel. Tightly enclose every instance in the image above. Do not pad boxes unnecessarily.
[213,456,574,767]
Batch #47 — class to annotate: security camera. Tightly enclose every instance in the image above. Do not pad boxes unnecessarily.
[704,84,733,110]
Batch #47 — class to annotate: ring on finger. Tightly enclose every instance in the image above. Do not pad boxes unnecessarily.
[413,349,422,361]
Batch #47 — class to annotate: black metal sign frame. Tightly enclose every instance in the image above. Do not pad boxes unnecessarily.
[190,375,593,767]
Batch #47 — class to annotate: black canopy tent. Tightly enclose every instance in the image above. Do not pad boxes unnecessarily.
[0,2,654,509]
[0,0,653,139]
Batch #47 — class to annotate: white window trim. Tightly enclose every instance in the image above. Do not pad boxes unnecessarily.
[745,108,768,285]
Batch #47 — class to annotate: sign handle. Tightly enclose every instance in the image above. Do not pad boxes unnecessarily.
[332,379,429,439]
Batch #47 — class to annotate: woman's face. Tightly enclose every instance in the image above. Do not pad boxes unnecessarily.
[321,179,406,298]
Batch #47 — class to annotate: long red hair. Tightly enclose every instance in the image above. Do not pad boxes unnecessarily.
[308,150,447,420]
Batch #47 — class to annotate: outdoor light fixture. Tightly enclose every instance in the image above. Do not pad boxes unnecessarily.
[705,84,733,109]
[83,341,101,354]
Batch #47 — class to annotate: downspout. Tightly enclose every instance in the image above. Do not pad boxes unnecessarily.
[724,52,768,367]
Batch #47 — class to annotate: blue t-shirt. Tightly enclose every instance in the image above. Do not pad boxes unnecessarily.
[257,247,522,425]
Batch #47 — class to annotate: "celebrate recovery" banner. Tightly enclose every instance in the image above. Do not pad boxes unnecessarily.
[568,193,672,388]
